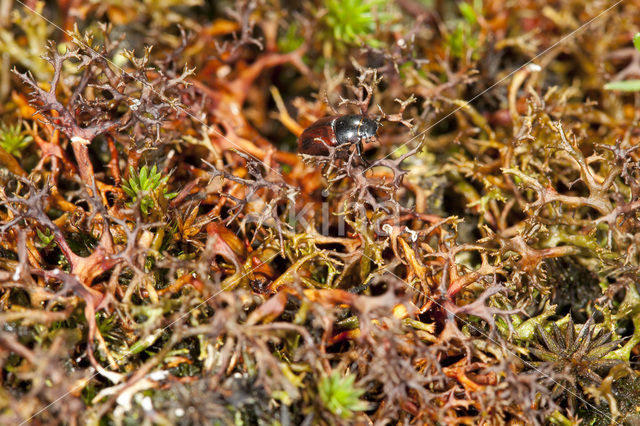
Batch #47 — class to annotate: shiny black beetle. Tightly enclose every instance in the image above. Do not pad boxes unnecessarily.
[298,114,379,161]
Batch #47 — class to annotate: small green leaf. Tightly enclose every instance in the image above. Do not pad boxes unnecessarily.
[459,2,477,25]
[122,185,135,197]
[633,32,640,52]
[139,165,149,187]
[36,228,55,246]
[129,177,140,194]
[129,330,163,354]
[604,79,640,92]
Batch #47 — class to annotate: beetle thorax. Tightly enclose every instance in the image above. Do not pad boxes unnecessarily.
[333,115,362,146]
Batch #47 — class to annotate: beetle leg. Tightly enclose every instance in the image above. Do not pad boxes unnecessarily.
[357,140,368,166]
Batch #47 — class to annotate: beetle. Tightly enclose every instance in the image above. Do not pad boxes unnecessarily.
[298,114,379,162]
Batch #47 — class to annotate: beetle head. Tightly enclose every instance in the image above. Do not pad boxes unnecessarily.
[361,117,380,139]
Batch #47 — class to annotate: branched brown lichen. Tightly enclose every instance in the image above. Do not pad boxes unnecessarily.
[2,1,640,425]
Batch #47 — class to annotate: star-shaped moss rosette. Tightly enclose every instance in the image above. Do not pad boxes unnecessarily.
[531,316,622,411]
[318,371,372,419]
[0,121,32,157]
[122,165,177,215]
